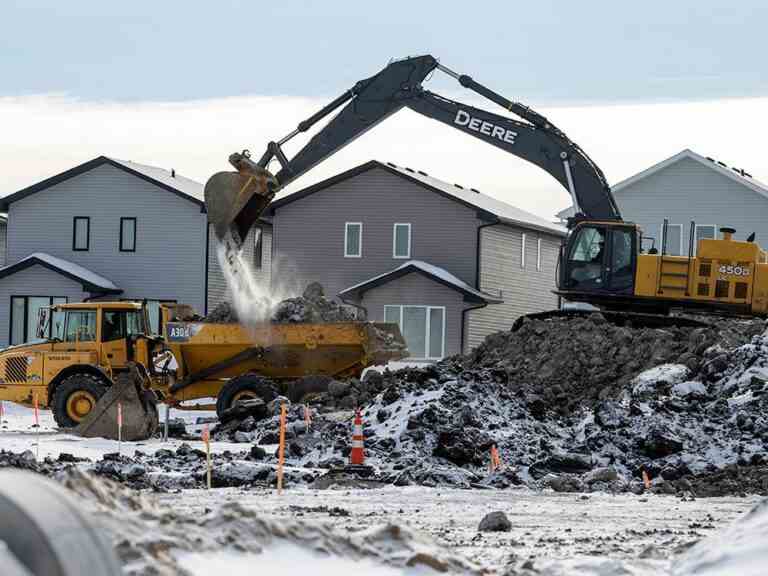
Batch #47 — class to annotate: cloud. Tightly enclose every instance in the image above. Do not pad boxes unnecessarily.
[1,93,766,220]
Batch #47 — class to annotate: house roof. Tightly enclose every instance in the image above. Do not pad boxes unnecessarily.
[611,149,768,200]
[554,149,768,220]
[269,160,566,236]
[0,156,204,212]
[338,260,503,305]
[0,253,122,294]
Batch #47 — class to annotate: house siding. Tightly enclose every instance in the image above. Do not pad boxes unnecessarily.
[356,271,469,358]
[272,167,481,299]
[0,266,89,346]
[467,223,562,351]
[0,222,6,267]
[6,163,207,313]
[614,157,768,253]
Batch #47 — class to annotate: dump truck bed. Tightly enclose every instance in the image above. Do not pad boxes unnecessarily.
[163,320,407,402]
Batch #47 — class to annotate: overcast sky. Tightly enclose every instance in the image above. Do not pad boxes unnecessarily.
[1,1,766,218]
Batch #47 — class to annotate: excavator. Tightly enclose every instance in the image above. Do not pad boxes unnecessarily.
[206,54,768,319]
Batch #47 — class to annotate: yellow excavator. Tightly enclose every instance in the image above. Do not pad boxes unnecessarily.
[205,54,768,319]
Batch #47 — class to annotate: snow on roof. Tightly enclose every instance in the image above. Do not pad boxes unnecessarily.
[106,157,204,203]
[0,252,120,292]
[613,148,768,200]
[339,260,503,304]
[384,163,567,236]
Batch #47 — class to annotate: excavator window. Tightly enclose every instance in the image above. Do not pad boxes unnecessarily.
[567,226,607,287]
[563,225,637,295]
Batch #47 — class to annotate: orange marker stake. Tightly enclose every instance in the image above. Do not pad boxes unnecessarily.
[642,469,651,490]
[202,424,211,489]
[33,392,40,461]
[117,401,123,456]
[277,403,287,494]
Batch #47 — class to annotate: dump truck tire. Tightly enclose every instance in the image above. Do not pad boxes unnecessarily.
[52,374,108,428]
[0,470,122,576]
[216,374,277,418]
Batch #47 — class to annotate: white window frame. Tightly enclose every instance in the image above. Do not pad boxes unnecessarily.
[344,222,362,258]
[694,224,717,256]
[536,237,542,271]
[383,304,446,360]
[521,233,526,268]
[392,223,412,259]
[659,222,683,256]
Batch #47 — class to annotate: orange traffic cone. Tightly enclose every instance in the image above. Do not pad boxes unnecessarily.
[350,409,365,465]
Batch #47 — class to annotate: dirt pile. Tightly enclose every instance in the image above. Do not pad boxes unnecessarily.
[203,282,356,324]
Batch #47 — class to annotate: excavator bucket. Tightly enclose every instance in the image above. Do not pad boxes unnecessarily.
[205,150,278,249]
[74,367,158,441]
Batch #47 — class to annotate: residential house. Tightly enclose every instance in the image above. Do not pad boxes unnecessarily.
[0,156,260,348]
[556,149,768,255]
[262,160,566,358]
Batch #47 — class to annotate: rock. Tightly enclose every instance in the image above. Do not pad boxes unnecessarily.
[433,428,493,466]
[478,511,512,532]
[218,398,267,424]
[248,445,267,460]
[543,474,584,492]
[584,466,619,485]
[530,452,592,478]
[641,426,684,458]
[233,431,254,443]
[328,380,351,399]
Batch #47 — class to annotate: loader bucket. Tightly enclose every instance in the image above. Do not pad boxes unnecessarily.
[205,151,278,249]
[74,368,158,441]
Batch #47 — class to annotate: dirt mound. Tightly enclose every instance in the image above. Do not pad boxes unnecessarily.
[203,282,356,324]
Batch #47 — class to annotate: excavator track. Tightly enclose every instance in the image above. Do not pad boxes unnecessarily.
[511,309,711,332]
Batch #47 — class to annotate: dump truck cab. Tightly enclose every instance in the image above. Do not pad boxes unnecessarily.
[0,301,158,427]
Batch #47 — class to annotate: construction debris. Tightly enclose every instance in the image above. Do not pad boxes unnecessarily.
[203,282,357,324]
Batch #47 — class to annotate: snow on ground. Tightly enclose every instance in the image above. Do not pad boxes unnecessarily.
[0,401,247,461]
[158,483,760,574]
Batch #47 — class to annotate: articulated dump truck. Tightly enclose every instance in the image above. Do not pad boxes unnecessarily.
[0,301,406,440]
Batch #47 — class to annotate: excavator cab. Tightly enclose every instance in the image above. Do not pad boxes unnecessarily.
[559,222,638,300]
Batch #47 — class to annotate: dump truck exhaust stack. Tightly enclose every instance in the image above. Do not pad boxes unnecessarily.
[204,150,278,250]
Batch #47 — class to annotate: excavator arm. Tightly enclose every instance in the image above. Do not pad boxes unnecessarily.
[205,54,621,249]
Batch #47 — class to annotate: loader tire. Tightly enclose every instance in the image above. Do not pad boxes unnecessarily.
[216,374,278,419]
[52,374,108,428]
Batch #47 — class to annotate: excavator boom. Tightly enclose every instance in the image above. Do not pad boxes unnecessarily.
[204,54,621,249]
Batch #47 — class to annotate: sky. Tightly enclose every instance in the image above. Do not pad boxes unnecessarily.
[1,1,766,219]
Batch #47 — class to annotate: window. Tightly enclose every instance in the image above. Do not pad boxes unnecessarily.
[64,310,97,342]
[143,299,176,335]
[660,223,682,256]
[383,305,445,360]
[120,217,136,252]
[345,222,362,258]
[73,217,90,251]
[521,233,526,268]
[393,223,411,258]
[694,225,717,255]
[253,225,263,269]
[536,238,542,271]
[102,310,145,342]
[9,296,67,345]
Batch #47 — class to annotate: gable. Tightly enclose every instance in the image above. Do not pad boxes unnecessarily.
[0,156,204,212]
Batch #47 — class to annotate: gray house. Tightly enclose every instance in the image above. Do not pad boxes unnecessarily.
[557,149,768,255]
[0,156,239,347]
[261,161,566,358]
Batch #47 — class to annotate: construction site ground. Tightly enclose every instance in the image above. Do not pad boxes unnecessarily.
[2,401,765,575]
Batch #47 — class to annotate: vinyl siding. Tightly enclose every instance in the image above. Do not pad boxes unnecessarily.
[205,222,267,313]
[467,224,561,351]
[272,167,481,299]
[0,266,89,347]
[614,157,768,253]
[0,222,6,267]
[6,163,207,314]
[356,271,469,358]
